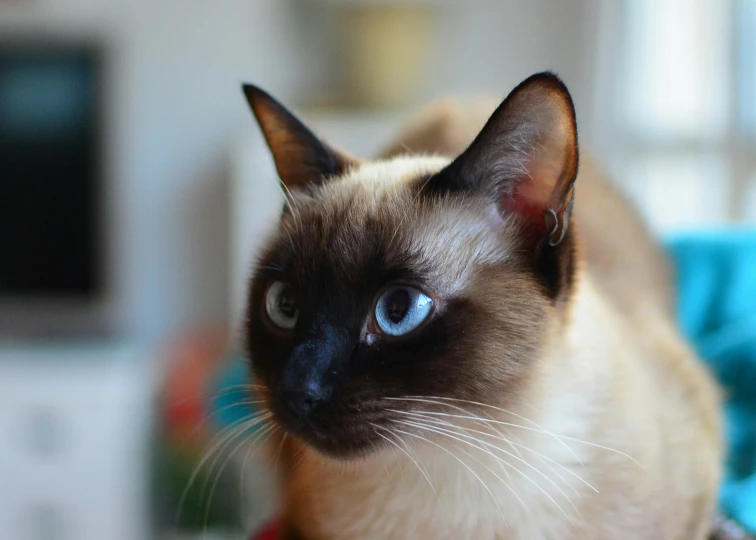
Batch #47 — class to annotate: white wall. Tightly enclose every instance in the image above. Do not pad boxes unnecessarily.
[1,0,600,344]
[426,0,602,133]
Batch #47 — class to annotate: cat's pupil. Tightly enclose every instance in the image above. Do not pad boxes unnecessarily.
[385,289,410,323]
[278,287,297,318]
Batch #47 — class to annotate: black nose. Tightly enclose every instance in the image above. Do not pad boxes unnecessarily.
[280,385,325,420]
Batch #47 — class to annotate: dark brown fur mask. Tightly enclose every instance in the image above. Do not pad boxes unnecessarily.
[243,73,579,458]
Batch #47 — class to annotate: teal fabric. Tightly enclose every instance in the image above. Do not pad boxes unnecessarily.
[213,230,756,531]
[211,356,257,433]
[667,231,756,533]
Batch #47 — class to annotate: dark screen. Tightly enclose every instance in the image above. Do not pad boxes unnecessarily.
[0,44,101,298]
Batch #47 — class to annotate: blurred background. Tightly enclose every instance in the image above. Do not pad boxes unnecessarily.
[0,0,754,538]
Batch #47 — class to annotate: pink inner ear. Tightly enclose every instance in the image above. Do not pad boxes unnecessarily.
[499,166,556,236]
[500,196,548,239]
[498,132,570,238]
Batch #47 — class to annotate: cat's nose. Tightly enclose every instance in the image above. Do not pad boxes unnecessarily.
[280,383,325,420]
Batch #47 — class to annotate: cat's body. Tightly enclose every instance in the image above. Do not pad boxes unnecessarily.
[242,74,723,539]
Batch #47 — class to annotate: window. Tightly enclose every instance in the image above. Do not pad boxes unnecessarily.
[604,0,756,232]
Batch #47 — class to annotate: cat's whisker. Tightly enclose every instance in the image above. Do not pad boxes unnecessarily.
[397,418,572,518]
[397,396,541,468]
[387,405,555,440]
[170,398,267,456]
[471,415,572,498]
[404,410,520,487]
[203,421,277,539]
[414,396,583,466]
[398,413,599,494]
[176,411,271,526]
[386,400,641,468]
[290,441,308,473]
[379,431,402,476]
[397,432,438,497]
[210,381,266,389]
[364,437,385,474]
[387,396,583,466]
[370,423,438,498]
[179,410,270,509]
[167,383,265,411]
[279,181,307,257]
[401,410,592,496]
[208,384,268,403]
[400,417,581,522]
[463,426,594,495]
[391,426,507,520]
[280,220,298,254]
[237,413,278,514]
[236,422,278,528]
[278,178,303,229]
[394,418,528,512]
[198,414,274,513]
[256,264,283,273]
[239,428,255,519]
[274,432,288,471]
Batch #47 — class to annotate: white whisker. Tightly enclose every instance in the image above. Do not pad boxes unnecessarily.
[392,426,505,518]
[274,432,288,471]
[386,396,584,466]
[370,423,438,497]
[398,417,528,512]
[387,400,641,468]
[279,178,303,230]
[399,412,597,495]
[171,399,267,458]
[397,418,572,518]
[199,414,271,504]
[176,412,271,526]
[203,422,276,539]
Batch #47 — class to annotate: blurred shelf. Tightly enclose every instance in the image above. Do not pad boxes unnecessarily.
[0,343,157,540]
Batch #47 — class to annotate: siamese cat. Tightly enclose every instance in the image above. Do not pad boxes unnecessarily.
[241,73,723,539]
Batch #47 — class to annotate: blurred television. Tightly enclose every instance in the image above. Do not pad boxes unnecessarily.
[0,39,110,339]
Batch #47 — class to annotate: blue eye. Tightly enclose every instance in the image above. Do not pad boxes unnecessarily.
[374,286,434,336]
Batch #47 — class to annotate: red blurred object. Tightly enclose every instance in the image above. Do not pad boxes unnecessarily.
[252,518,280,540]
[160,326,230,449]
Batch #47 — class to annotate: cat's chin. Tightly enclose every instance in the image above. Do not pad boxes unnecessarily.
[301,431,380,461]
[278,418,385,460]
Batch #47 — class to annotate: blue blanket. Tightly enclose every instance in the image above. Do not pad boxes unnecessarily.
[213,231,756,531]
[668,231,756,532]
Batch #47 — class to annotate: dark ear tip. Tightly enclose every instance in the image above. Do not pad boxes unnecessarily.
[241,83,265,102]
[242,84,283,113]
[519,71,570,96]
[511,71,576,119]
[241,84,287,126]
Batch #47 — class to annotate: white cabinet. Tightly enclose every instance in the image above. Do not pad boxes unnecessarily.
[0,344,155,540]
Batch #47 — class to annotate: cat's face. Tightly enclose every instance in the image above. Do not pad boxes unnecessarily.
[243,73,579,459]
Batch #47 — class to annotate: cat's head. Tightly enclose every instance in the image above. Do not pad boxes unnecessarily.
[243,73,579,459]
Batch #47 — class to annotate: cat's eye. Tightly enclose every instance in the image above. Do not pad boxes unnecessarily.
[374,286,433,337]
[265,281,298,330]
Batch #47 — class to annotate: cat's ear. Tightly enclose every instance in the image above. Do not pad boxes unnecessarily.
[242,84,359,191]
[434,72,578,248]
